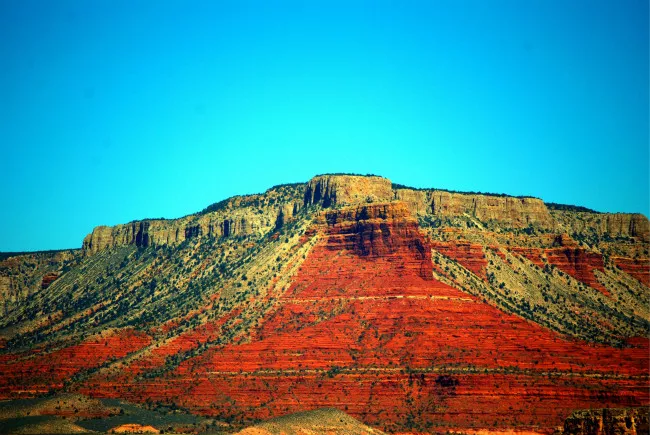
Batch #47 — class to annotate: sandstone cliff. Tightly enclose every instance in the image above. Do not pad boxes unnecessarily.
[316,202,431,277]
[395,188,554,228]
[81,174,649,256]
[304,175,393,207]
[82,184,304,255]
[304,175,555,228]
[2,173,649,434]
[552,211,650,242]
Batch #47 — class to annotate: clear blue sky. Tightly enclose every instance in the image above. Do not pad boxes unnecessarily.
[1,0,648,251]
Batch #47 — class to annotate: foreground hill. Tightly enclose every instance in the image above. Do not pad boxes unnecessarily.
[0,174,648,433]
[235,408,386,435]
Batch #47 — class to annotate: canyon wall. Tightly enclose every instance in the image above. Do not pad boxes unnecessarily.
[552,211,650,242]
[395,188,554,228]
[304,175,393,207]
[82,185,304,255]
[80,175,650,257]
[82,210,269,254]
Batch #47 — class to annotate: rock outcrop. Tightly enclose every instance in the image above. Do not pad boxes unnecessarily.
[0,250,79,311]
[562,408,649,435]
[552,211,650,242]
[40,272,59,290]
[82,211,265,254]
[304,175,393,207]
[82,185,305,255]
[613,257,650,287]
[2,173,648,434]
[395,188,554,228]
[318,202,431,272]
[68,200,649,432]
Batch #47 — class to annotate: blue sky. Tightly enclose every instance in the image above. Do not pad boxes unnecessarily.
[1,0,648,251]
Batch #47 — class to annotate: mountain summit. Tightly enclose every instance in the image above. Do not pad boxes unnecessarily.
[0,174,648,433]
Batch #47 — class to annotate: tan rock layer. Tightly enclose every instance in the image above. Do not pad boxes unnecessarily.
[395,189,554,228]
[81,175,649,255]
[304,175,394,207]
[82,186,305,255]
[82,211,265,254]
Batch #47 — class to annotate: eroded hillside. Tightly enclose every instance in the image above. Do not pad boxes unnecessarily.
[0,174,648,433]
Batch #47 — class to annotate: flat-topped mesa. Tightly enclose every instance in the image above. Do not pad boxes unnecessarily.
[394,188,554,228]
[304,175,393,207]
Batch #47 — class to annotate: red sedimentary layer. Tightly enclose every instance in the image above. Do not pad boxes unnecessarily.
[613,257,650,287]
[508,247,546,268]
[41,272,59,290]
[487,245,507,260]
[319,202,432,279]
[431,241,488,277]
[543,248,609,296]
[74,203,647,432]
[122,308,242,378]
[508,247,609,296]
[0,328,150,398]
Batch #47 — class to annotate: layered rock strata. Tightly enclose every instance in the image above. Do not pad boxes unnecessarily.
[82,186,304,255]
[71,202,648,432]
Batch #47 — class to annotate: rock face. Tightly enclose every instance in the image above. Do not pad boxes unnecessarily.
[79,175,649,257]
[613,257,650,287]
[0,329,150,398]
[304,175,393,207]
[82,185,304,255]
[318,202,431,274]
[82,212,263,254]
[562,408,649,435]
[544,248,608,295]
[67,201,648,432]
[430,240,487,277]
[395,188,554,228]
[431,191,554,227]
[40,272,59,290]
[552,211,650,242]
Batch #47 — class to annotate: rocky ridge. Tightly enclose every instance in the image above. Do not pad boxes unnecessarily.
[82,184,304,255]
[80,175,649,258]
[0,174,648,434]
